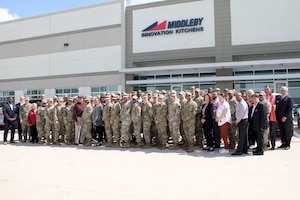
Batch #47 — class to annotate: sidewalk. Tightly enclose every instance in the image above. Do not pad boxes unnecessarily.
[0,130,299,200]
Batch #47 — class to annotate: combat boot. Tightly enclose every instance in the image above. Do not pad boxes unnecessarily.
[105,141,112,147]
[38,138,43,144]
[199,139,203,148]
[122,141,131,148]
[84,139,92,146]
[263,144,267,151]
[186,143,195,153]
[159,144,167,150]
[112,141,120,147]
[229,142,236,149]
[142,143,151,149]
[133,143,141,148]
[169,143,178,150]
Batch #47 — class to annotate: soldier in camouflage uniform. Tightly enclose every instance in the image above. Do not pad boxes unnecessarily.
[179,91,187,147]
[259,91,271,150]
[168,93,181,150]
[53,98,65,145]
[19,97,32,142]
[119,93,132,148]
[64,98,75,145]
[81,97,93,146]
[44,99,55,145]
[141,94,153,148]
[228,90,238,149]
[36,99,47,144]
[102,96,113,147]
[181,92,198,152]
[110,95,121,147]
[194,88,204,147]
[151,94,159,145]
[131,96,142,148]
[155,95,168,150]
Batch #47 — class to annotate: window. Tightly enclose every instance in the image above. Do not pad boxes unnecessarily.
[91,85,119,96]
[55,88,78,98]
[0,91,15,104]
[234,71,253,76]
[25,89,44,99]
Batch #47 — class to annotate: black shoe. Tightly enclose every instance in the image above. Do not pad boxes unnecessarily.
[271,147,275,150]
[208,147,214,151]
[231,152,242,155]
[277,144,285,149]
[253,151,264,155]
[203,147,209,150]
[284,146,290,150]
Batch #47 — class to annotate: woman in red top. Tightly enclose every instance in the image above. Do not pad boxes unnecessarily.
[28,103,38,143]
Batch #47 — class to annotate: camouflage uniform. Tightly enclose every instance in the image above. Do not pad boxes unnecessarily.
[141,100,153,146]
[131,100,142,144]
[103,102,113,143]
[193,94,204,146]
[110,100,121,144]
[120,100,132,145]
[261,99,271,146]
[64,103,75,144]
[228,96,238,149]
[154,102,168,147]
[19,102,32,142]
[181,99,197,144]
[45,103,55,144]
[168,100,181,145]
[151,100,159,143]
[81,102,93,145]
[36,103,47,143]
[53,103,65,143]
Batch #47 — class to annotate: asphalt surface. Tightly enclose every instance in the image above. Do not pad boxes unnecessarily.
[0,126,299,200]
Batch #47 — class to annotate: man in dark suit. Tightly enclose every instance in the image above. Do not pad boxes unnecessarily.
[275,86,293,150]
[16,96,25,142]
[249,93,267,155]
[2,96,18,144]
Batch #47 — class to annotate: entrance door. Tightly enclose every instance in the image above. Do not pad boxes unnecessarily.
[274,81,287,94]
[171,85,182,96]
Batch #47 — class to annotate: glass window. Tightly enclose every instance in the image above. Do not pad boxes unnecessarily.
[254,70,273,75]
[172,74,182,78]
[288,69,300,74]
[56,88,78,98]
[200,72,216,77]
[183,73,199,78]
[91,85,119,96]
[26,89,45,99]
[156,75,171,79]
[156,85,171,91]
[288,81,300,87]
[0,90,15,103]
[235,71,253,76]
[274,69,287,74]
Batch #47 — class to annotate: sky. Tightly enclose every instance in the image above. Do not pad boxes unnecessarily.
[0,0,165,22]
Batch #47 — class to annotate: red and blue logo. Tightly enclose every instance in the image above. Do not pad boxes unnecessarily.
[141,18,204,37]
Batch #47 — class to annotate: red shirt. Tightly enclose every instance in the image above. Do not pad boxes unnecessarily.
[27,109,37,125]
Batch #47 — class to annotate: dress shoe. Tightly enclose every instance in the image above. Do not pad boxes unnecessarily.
[253,151,264,155]
[208,147,214,151]
[3,141,8,145]
[10,140,16,144]
[271,147,275,150]
[277,144,285,149]
[231,152,242,155]
[284,146,290,150]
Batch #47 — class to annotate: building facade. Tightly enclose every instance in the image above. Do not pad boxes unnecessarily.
[0,0,300,103]
[0,0,126,102]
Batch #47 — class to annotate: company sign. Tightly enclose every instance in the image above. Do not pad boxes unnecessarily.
[141,18,204,37]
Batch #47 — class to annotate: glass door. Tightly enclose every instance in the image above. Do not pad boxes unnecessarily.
[171,84,182,97]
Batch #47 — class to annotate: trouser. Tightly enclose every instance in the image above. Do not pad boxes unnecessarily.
[45,122,54,143]
[278,120,293,147]
[143,121,152,144]
[17,119,22,141]
[156,122,168,145]
[111,119,120,142]
[269,121,277,148]
[104,121,112,142]
[219,122,230,149]
[236,119,248,153]
[169,120,180,144]
[30,125,38,143]
[213,121,221,148]
[195,116,204,140]
[75,117,82,144]
[263,127,270,145]
[183,120,195,143]
[132,121,142,143]
[54,120,64,142]
[229,120,237,146]
[95,125,104,143]
[253,128,264,153]
[4,121,17,142]
[203,123,214,147]
[80,122,92,142]
[65,121,75,143]
[37,121,46,140]
[120,122,131,142]
[21,120,30,141]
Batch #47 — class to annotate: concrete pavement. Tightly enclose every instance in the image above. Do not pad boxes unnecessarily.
[0,129,300,200]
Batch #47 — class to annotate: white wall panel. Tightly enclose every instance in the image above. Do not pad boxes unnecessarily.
[231,0,300,45]
[0,23,19,42]
[132,0,215,53]
[19,17,50,39]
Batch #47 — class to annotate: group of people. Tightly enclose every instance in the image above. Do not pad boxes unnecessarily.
[2,85,294,156]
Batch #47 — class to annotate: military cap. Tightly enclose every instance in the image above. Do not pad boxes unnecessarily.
[123,93,129,98]
[215,88,220,92]
[227,90,234,94]
[158,94,165,99]
[171,93,176,97]
[42,99,47,103]
[64,94,68,98]
[179,91,185,95]
[161,90,166,94]
[195,88,201,92]
[47,98,53,102]
[68,98,73,102]
[185,92,192,96]
[132,95,138,100]
[224,88,229,92]
[259,91,266,96]
[25,97,30,101]
[78,95,83,98]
